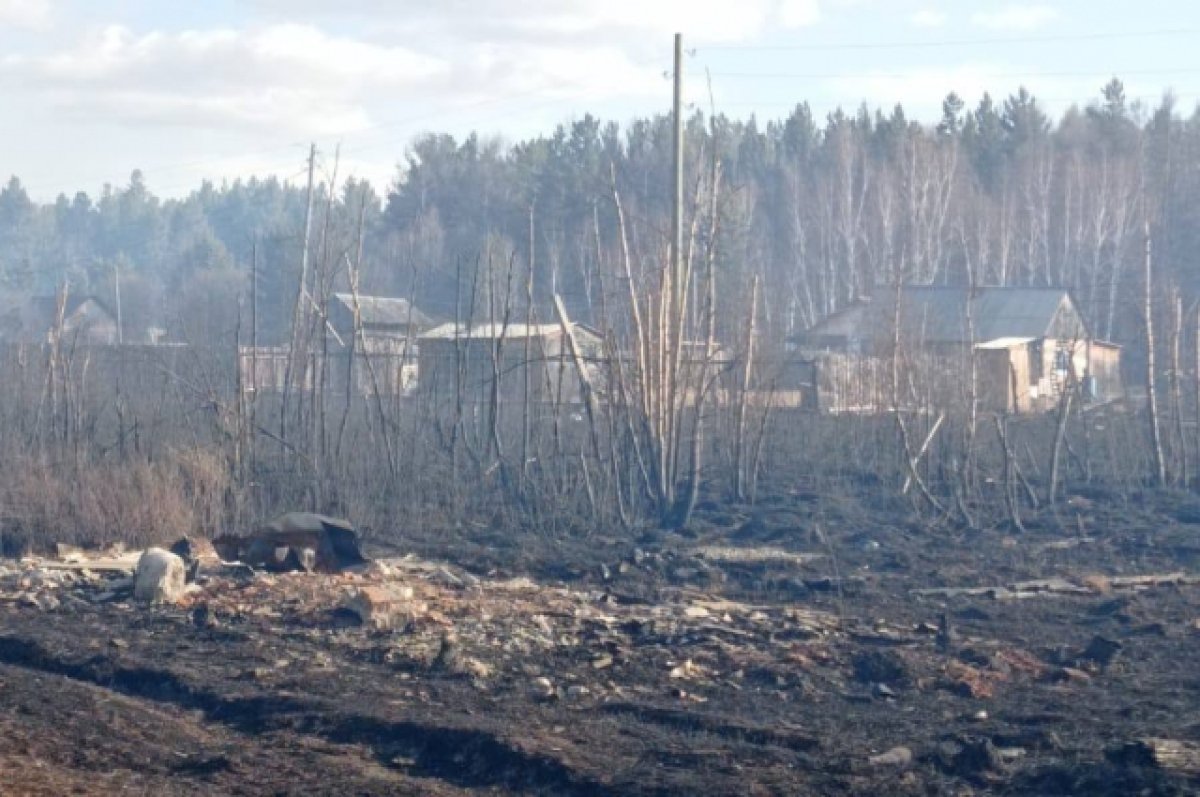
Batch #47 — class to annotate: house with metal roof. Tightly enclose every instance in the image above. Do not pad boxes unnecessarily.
[416,321,604,406]
[325,293,439,396]
[790,286,1122,414]
[327,293,436,345]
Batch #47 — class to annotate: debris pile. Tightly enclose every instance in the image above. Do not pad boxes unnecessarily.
[0,512,368,612]
[0,546,139,609]
[213,512,367,573]
[231,559,845,704]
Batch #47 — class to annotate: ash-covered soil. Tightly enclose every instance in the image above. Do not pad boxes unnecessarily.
[1,490,1199,795]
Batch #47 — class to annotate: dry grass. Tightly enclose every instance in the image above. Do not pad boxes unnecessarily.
[0,448,233,552]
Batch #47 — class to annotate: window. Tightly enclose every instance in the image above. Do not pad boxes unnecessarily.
[1028,340,1043,384]
[1055,346,1071,374]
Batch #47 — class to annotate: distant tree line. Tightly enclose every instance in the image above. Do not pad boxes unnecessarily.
[0,79,1196,360]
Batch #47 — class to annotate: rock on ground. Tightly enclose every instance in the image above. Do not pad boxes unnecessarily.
[133,548,186,604]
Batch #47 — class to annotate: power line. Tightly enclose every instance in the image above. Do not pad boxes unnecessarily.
[704,67,1200,81]
[708,93,1199,109]
[698,28,1200,52]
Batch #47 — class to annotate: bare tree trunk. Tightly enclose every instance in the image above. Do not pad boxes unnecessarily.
[1169,288,1187,486]
[522,203,536,492]
[902,412,946,496]
[344,252,397,482]
[733,279,758,501]
[890,280,943,512]
[1195,302,1200,491]
[1144,222,1167,486]
[553,294,603,464]
[1049,385,1073,503]
[335,189,369,464]
[995,413,1025,533]
[961,248,980,507]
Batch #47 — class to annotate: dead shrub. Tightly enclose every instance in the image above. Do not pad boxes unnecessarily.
[0,448,235,551]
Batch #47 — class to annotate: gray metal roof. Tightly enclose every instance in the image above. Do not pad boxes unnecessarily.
[801,286,1087,345]
[331,293,435,329]
[420,322,603,345]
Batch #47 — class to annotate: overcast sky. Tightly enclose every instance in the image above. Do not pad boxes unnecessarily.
[2,0,1196,200]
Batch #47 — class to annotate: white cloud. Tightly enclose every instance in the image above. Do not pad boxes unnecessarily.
[57,89,374,136]
[971,4,1060,31]
[21,24,443,93]
[0,0,52,30]
[247,0,821,43]
[488,0,783,40]
[1,24,441,135]
[461,43,667,100]
[777,0,822,27]
[0,21,673,139]
[3,2,841,198]
[911,8,948,28]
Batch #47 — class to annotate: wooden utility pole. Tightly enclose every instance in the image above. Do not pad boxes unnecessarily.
[662,31,686,521]
[671,32,685,335]
[282,143,317,449]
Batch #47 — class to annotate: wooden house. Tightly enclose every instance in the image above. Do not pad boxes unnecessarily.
[416,322,604,406]
[0,294,119,346]
[789,286,1122,414]
[327,293,435,345]
[237,294,438,396]
[325,293,437,396]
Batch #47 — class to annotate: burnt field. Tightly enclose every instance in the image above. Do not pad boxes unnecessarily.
[1,490,1199,796]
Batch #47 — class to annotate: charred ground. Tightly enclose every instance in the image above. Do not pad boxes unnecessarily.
[1,488,1199,796]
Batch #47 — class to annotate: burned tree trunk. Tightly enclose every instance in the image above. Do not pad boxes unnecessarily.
[1144,222,1167,486]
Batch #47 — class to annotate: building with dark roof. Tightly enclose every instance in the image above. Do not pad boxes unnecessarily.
[790,286,1121,414]
[0,294,119,346]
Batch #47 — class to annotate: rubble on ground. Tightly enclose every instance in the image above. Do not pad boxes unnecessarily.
[341,584,424,630]
[0,549,1164,722]
[0,538,857,704]
[0,530,1197,725]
